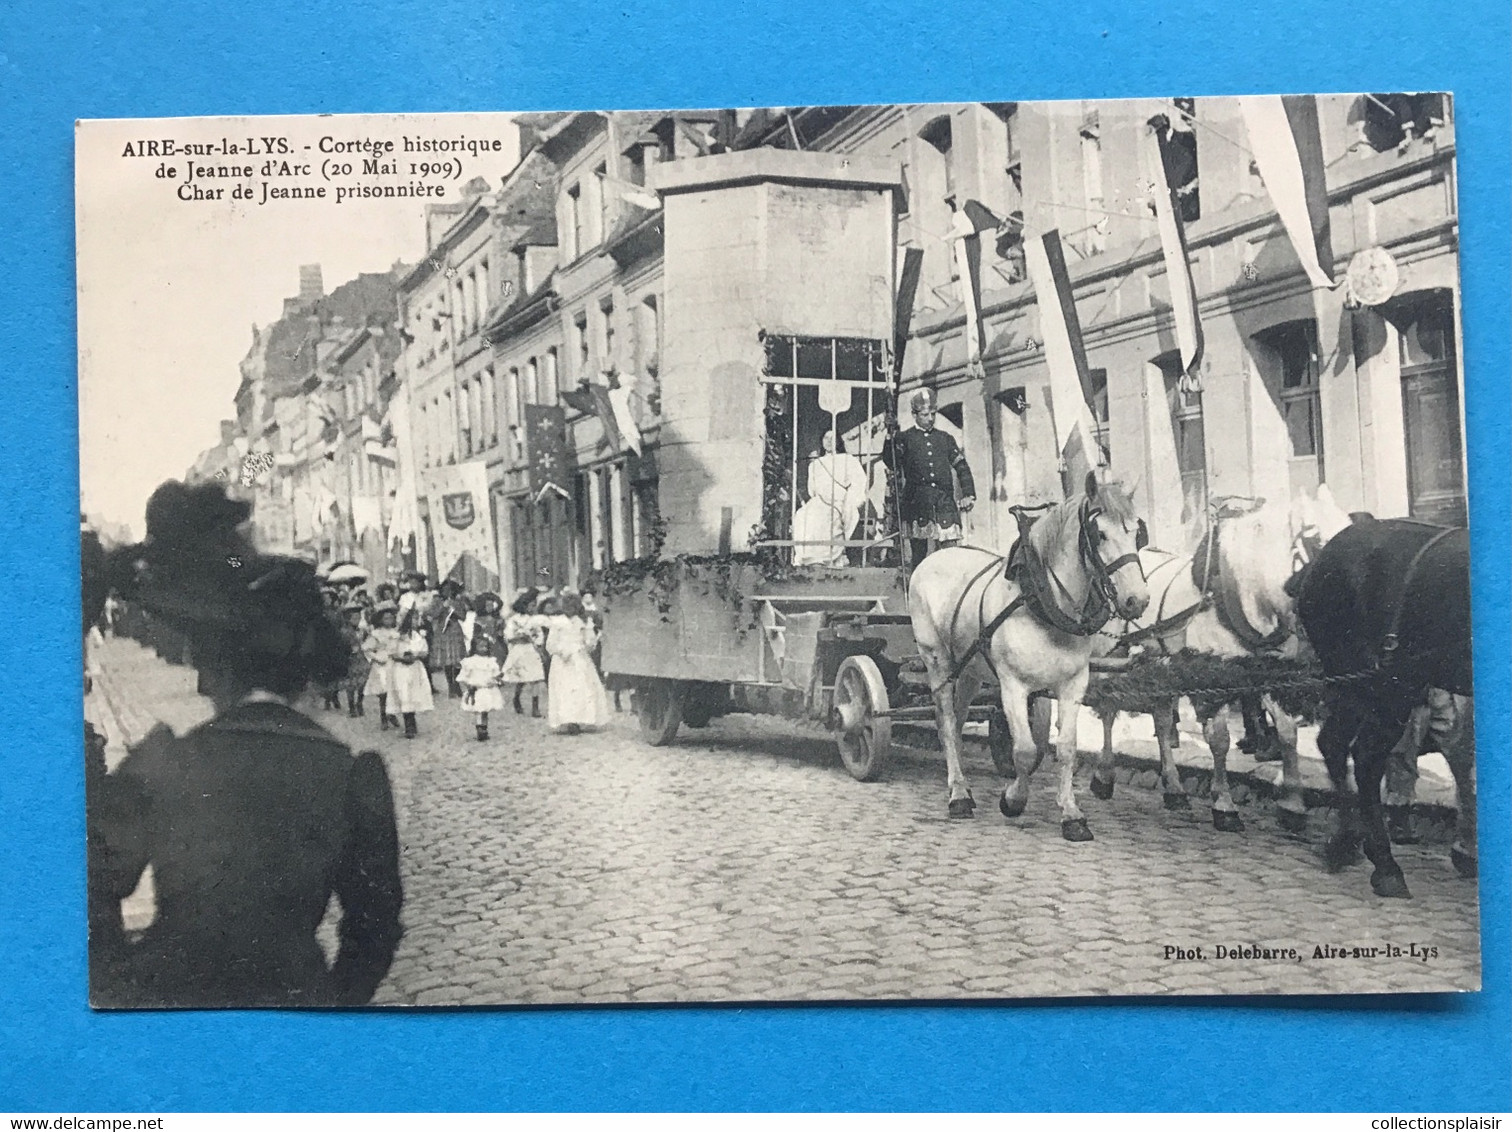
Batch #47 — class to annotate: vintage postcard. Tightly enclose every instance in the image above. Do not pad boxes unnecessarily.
[77,96,1478,1008]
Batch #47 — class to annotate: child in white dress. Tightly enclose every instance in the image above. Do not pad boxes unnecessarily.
[390,610,434,739]
[362,604,400,731]
[458,634,505,741]
[544,592,611,735]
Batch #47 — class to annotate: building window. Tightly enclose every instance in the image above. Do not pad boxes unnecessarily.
[1252,321,1324,498]
[919,115,955,205]
[506,367,524,461]
[482,367,497,447]
[566,183,583,260]
[638,294,660,376]
[459,379,474,456]
[1168,98,1200,223]
[575,313,591,375]
[595,162,611,244]
[418,402,430,468]
[477,259,490,324]
[544,348,560,402]
[515,248,531,297]
[1354,93,1449,153]
[444,389,457,464]
[1391,291,1465,525]
[1157,350,1207,523]
[600,296,616,367]
[525,357,539,406]
[1088,367,1111,465]
[1078,109,1107,257]
[462,272,476,335]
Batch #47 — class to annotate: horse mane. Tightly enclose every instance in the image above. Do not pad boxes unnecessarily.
[1026,481,1139,563]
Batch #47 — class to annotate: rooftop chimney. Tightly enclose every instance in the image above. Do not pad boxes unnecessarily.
[298,264,324,304]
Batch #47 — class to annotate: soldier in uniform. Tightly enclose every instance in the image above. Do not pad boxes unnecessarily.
[880,387,976,569]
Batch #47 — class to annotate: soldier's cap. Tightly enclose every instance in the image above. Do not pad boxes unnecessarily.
[910,388,938,411]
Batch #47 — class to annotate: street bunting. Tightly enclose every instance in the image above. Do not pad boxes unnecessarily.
[1024,228,1101,488]
[1145,112,1206,393]
[1238,94,1338,290]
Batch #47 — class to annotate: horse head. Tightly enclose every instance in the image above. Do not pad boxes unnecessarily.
[1211,496,1307,645]
[1083,472,1151,621]
[1285,484,1354,597]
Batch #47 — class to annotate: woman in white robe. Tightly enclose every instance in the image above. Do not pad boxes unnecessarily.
[792,430,868,567]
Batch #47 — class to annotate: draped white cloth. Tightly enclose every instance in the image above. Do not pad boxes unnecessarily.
[792,452,868,566]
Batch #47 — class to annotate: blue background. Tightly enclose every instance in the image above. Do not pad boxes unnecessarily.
[1,0,1507,1112]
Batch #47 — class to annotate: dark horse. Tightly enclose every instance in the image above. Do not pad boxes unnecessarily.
[1291,515,1474,898]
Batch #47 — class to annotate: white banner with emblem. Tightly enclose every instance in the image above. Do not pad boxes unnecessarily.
[421,459,498,586]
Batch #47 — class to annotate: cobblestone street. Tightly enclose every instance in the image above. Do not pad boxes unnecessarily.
[90,636,1481,1005]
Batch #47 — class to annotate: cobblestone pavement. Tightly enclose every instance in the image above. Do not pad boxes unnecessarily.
[91,636,1481,1004]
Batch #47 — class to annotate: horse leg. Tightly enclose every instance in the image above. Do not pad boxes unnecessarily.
[1385,704,1428,844]
[921,645,975,819]
[1205,706,1243,833]
[1155,699,1188,810]
[1355,717,1410,898]
[1054,672,1093,842]
[997,679,1038,820]
[1318,698,1364,871]
[1264,694,1307,836]
[1443,698,1477,879]
[1029,694,1052,776]
[1090,708,1117,800]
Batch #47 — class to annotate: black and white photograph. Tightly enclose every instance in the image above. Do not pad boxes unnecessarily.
[76,96,1478,1009]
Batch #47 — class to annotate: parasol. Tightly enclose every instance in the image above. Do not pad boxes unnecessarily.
[327,562,370,586]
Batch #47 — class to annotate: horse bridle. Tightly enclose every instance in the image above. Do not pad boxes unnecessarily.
[936,501,1149,691]
[1074,499,1148,616]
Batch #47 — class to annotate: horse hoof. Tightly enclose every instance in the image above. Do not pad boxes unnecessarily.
[1370,869,1411,899]
[1451,845,1478,879]
[1277,807,1308,836]
[1212,809,1244,833]
[1089,776,1114,801]
[1162,792,1190,811]
[948,795,976,819]
[1061,818,1094,842]
[999,791,1026,819]
[1324,834,1362,872]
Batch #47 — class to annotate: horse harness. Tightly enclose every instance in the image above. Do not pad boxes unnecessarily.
[936,499,1146,690]
[1112,498,1289,657]
[1377,522,1463,669]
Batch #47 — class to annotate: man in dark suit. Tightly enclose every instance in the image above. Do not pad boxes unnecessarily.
[881,387,976,569]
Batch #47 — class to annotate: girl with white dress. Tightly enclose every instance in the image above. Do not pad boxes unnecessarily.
[389,610,434,738]
[457,634,505,741]
[362,604,400,731]
[544,593,611,735]
[499,589,546,717]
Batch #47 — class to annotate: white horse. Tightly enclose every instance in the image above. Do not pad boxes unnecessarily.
[1088,488,1351,832]
[908,474,1151,840]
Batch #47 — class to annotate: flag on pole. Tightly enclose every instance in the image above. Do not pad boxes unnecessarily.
[1023,229,1102,489]
[563,375,634,454]
[525,404,571,502]
[893,245,925,384]
[947,199,1007,371]
[1237,95,1336,290]
[1145,113,1205,393]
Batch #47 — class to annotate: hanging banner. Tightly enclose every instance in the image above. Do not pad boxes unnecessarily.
[420,459,498,584]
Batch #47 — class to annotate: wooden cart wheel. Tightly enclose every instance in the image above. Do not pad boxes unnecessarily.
[833,655,892,782]
[988,707,1016,779]
[637,679,683,746]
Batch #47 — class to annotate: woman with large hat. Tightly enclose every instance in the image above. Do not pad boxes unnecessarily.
[91,481,403,1008]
